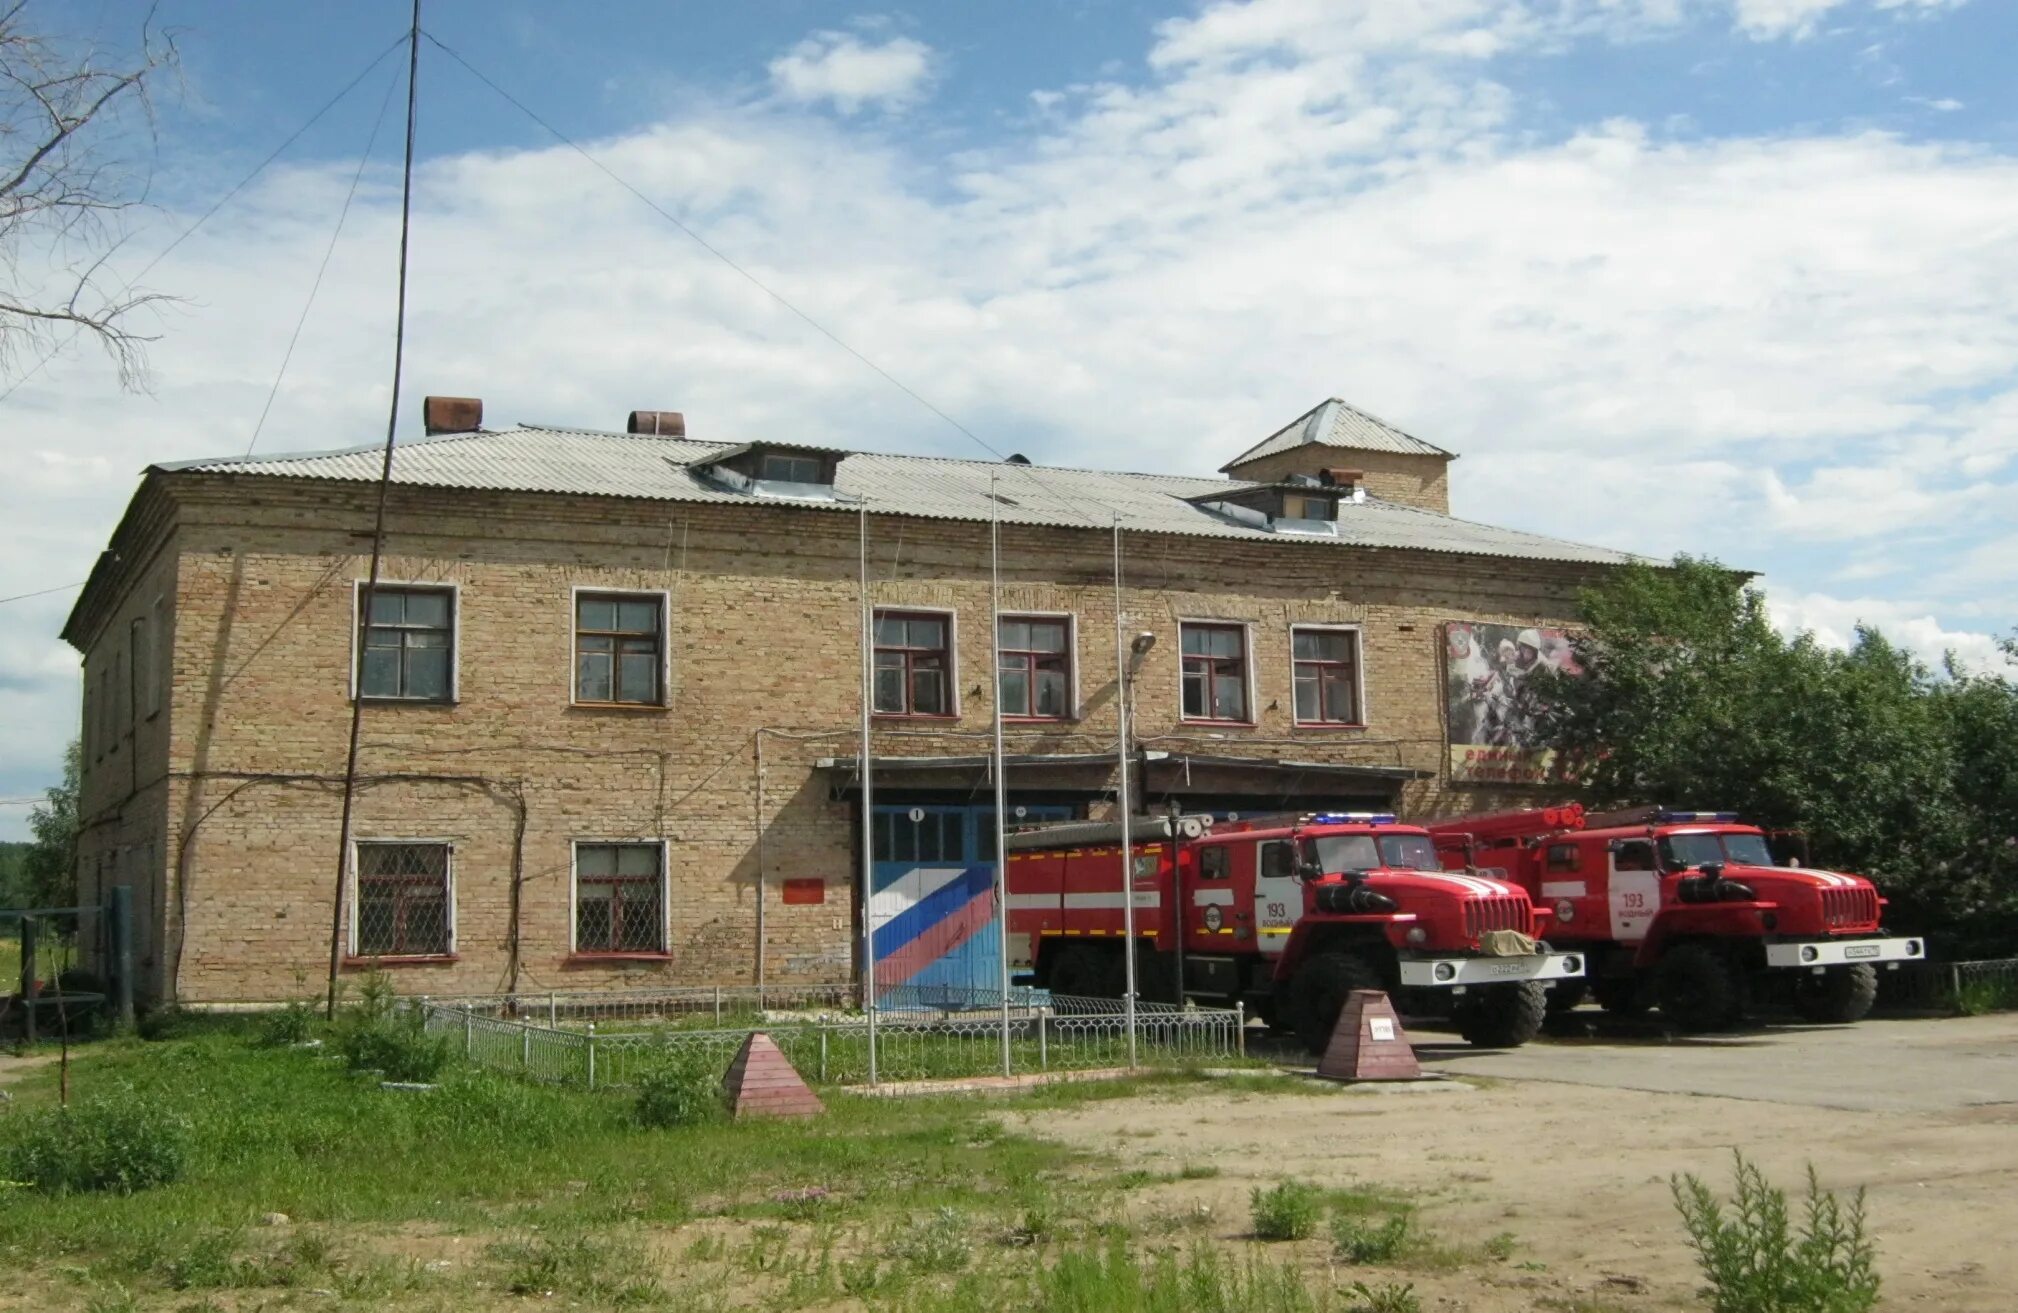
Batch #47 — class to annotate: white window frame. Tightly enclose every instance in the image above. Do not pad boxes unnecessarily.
[871,604,961,719]
[568,838,673,957]
[996,609,1078,720]
[1175,617,1259,725]
[347,838,457,959]
[567,585,674,709]
[1287,623,1368,728]
[350,580,462,704]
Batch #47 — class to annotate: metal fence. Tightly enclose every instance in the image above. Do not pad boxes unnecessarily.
[415,990,1245,1091]
[2,902,133,1040]
[1874,957,2018,1012]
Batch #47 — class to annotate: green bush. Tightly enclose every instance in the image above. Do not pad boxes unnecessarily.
[0,1090,188,1194]
[330,973,447,1082]
[1346,1279,1420,1313]
[135,1003,193,1042]
[256,999,319,1048]
[1672,1152,1879,1313]
[1333,1212,1413,1263]
[1951,976,2018,1016]
[1250,1179,1323,1242]
[633,1047,724,1129]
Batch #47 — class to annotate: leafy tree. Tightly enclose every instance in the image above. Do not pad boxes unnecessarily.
[1536,559,2016,952]
[14,740,80,909]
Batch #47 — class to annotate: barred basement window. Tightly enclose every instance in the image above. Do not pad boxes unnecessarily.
[354,842,451,957]
[574,843,667,954]
[357,586,454,701]
[575,592,665,705]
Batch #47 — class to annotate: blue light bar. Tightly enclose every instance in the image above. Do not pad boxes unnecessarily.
[1306,812,1397,825]
[1655,810,1741,823]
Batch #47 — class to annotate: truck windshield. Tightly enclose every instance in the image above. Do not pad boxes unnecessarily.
[1310,833,1441,873]
[1659,831,1776,870]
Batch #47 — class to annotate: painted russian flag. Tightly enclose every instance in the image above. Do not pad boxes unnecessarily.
[869,863,999,998]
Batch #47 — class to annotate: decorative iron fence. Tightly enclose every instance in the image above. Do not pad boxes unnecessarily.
[415,991,1245,1091]
[1874,957,2018,1012]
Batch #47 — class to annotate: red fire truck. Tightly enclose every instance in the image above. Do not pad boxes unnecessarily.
[1424,804,1927,1031]
[1003,812,1584,1051]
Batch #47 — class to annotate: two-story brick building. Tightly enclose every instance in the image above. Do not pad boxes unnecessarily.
[61,395,1640,1005]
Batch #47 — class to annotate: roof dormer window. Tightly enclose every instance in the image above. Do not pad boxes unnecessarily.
[690,442,851,502]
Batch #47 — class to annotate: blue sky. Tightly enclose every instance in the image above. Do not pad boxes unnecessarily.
[4,0,2016,837]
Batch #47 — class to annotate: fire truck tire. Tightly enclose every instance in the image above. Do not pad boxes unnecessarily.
[1791,964,1878,1025]
[1050,944,1117,1001]
[1290,948,1384,1054]
[1545,977,1590,1014]
[1653,942,1744,1032]
[1591,976,1648,1017]
[1455,982,1549,1048]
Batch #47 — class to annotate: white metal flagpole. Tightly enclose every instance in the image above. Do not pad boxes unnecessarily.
[991,474,1012,1078]
[859,504,878,1086]
[1112,515,1138,1068]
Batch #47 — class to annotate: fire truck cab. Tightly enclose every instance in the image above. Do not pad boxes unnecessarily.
[1004,812,1583,1052]
[1428,804,1926,1030]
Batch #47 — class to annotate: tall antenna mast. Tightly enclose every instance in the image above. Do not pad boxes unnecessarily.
[326,0,423,1017]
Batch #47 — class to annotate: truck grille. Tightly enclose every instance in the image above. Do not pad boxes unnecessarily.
[1821,885,1879,930]
[1464,895,1532,940]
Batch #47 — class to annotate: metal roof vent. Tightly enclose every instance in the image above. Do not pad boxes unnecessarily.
[1005,453,1031,465]
[627,410,686,437]
[422,396,482,435]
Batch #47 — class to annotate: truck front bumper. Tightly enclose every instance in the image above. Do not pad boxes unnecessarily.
[1764,936,1925,969]
[1398,951,1585,988]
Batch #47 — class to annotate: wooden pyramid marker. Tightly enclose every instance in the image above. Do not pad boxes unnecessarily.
[721,1031,824,1119]
[1315,989,1423,1082]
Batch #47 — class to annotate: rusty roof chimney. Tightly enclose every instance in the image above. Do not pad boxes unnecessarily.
[422,396,482,435]
[627,410,685,437]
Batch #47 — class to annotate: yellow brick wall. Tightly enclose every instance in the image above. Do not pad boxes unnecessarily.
[72,473,1603,1003]
[1224,448,1452,514]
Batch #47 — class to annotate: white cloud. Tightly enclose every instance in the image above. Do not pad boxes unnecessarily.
[768,30,933,114]
[3,0,2012,831]
[1766,587,2016,673]
[1732,0,1968,40]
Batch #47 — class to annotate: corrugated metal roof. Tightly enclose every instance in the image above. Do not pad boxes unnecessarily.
[1221,398,1454,470]
[158,424,1635,566]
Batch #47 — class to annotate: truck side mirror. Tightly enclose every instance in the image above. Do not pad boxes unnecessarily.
[1698,861,1725,880]
[1296,857,1324,880]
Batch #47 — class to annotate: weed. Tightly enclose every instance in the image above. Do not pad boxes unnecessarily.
[1177,1161,1222,1180]
[1251,1179,1324,1241]
[635,1046,725,1129]
[1484,1231,1518,1261]
[898,1206,976,1273]
[330,976,448,1082]
[1333,1212,1413,1263]
[1008,1203,1055,1246]
[488,1231,663,1305]
[1952,976,2018,1016]
[1346,1279,1420,1313]
[0,1088,188,1194]
[254,999,319,1048]
[159,1229,248,1289]
[739,1223,792,1273]
[1672,1151,1879,1313]
[82,1287,138,1313]
[1038,1238,1328,1312]
[838,1256,887,1296]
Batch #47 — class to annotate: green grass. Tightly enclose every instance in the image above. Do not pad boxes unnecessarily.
[1952,976,2018,1016]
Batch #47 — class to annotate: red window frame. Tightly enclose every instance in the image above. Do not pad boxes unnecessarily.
[352,842,451,959]
[998,615,1071,719]
[1291,626,1362,726]
[873,610,953,717]
[573,843,667,956]
[1180,622,1250,723]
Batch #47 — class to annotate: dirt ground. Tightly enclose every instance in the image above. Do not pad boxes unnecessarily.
[1005,1014,2018,1311]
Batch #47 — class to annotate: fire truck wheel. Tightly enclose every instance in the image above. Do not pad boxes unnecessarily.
[1591,976,1648,1017]
[1791,964,1878,1025]
[1653,942,1744,1032]
[1290,948,1384,1054]
[1545,977,1590,1014]
[1050,944,1117,1001]
[1455,982,1549,1048]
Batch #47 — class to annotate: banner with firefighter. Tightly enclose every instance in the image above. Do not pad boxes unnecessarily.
[1443,621,1580,784]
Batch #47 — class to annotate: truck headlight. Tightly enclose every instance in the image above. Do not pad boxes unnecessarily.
[1434,962,1457,983]
[1404,926,1427,946]
[1800,945,1819,963]
[1562,955,1582,975]
[1906,940,1922,957]
[1554,899,1575,923]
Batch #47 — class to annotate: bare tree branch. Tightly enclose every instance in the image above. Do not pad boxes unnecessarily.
[0,1,180,389]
